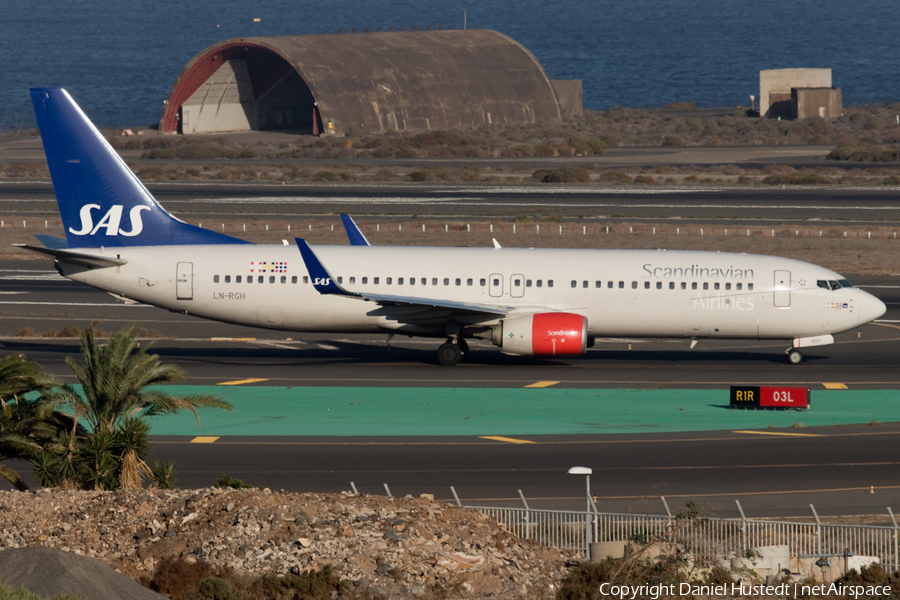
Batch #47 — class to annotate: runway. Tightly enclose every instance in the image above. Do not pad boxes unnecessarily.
[4,181,900,227]
[2,258,900,518]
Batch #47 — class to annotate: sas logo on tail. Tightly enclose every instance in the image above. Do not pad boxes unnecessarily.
[69,204,151,236]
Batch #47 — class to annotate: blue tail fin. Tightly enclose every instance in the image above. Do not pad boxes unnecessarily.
[30,88,249,248]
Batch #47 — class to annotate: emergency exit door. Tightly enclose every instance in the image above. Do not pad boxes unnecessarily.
[176,262,193,300]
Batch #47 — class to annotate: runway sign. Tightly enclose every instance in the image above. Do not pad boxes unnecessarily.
[730,386,810,409]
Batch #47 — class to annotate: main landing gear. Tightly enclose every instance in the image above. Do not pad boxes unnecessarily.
[437,338,468,366]
[786,348,803,365]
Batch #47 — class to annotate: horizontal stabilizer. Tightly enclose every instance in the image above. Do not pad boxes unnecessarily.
[34,234,68,249]
[16,244,127,268]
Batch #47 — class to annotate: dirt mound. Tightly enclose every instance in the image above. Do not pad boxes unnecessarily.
[0,546,167,600]
[0,489,568,599]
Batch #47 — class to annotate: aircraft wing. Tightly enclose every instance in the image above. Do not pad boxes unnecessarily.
[295,238,510,321]
[340,214,371,246]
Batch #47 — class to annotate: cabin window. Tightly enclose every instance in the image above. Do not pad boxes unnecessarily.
[657,282,662,289]
[691,282,697,290]
[362,277,368,284]
[281,276,287,283]
[480,278,486,286]
[526,280,533,287]
[409,278,415,285]
[258,276,264,283]
[494,278,501,286]
[269,276,275,284]
[748,283,754,290]
[644,282,650,289]
[702,282,708,290]
[374,277,379,284]
[537,280,543,288]
[292,276,298,284]
[669,282,675,289]
[548,280,554,288]
[514,279,521,287]
[571,280,577,288]
[236,275,242,283]
[247,276,253,284]
[736,283,742,290]
[618,281,624,289]
[455,278,461,286]
[444,278,450,286]
[582,281,588,288]
[337,277,343,284]
[423,278,429,285]
[632,281,638,289]
[398,277,404,285]
[303,276,309,284]
[608,281,614,289]
[725,283,731,290]
[349,277,355,284]
[467,278,473,286]
[213,275,220,283]
[596,281,602,288]
[714,282,720,290]
[432,278,437,285]
[387,277,393,285]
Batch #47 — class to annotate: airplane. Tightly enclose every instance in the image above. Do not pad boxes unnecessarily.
[21,87,887,366]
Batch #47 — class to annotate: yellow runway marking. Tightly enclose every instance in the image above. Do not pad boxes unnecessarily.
[190,436,220,444]
[479,436,537,445]
[217,378,269,386]
[823,382,848,389]
[525,381,560,388]
[733,430,821,438]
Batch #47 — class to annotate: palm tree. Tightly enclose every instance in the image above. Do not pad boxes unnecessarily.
[53,325,233,489]
[0,352,72,490]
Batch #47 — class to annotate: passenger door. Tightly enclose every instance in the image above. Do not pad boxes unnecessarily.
[774,270,790,307]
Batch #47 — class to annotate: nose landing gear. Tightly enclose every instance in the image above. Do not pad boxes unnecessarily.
[786,348,803,364]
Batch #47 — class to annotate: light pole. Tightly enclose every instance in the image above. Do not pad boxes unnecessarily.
[568,466,593,553]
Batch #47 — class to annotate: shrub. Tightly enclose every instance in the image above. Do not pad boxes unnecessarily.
[532,166,590,183]
[213,474,254,489]
[141,557,217,600]
[184,577,242,600]
[661,135,685,147]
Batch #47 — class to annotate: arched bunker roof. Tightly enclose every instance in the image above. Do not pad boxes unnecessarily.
[160,30,562,134]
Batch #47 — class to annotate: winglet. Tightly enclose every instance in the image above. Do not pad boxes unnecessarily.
[340,214,371,246]
[295,239,356,296]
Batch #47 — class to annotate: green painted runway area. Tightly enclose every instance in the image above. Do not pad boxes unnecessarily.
[148,386,900,436]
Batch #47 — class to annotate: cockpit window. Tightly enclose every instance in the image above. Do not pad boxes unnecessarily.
[818,279,854,291]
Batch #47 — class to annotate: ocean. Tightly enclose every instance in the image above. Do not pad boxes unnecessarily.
[2,0,899,128]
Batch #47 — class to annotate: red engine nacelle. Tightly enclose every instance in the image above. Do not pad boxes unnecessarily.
[492,312,588,356]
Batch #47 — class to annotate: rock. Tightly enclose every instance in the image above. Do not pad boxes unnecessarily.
[296,538,311,548]
[375,564,391,574]
[419,494,434,501]
[410,583,427,597]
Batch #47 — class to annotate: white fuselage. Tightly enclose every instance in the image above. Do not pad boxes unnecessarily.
[54,244,884,341]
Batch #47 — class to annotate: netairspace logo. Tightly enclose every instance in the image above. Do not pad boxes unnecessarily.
[594,582,891,599]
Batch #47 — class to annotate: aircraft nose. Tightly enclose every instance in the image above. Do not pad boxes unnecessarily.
[858,290,886,326]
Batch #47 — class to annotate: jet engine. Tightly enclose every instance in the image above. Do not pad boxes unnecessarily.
[491,312,588,356]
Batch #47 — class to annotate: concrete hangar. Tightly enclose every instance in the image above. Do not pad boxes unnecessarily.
[159,29,581,136]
